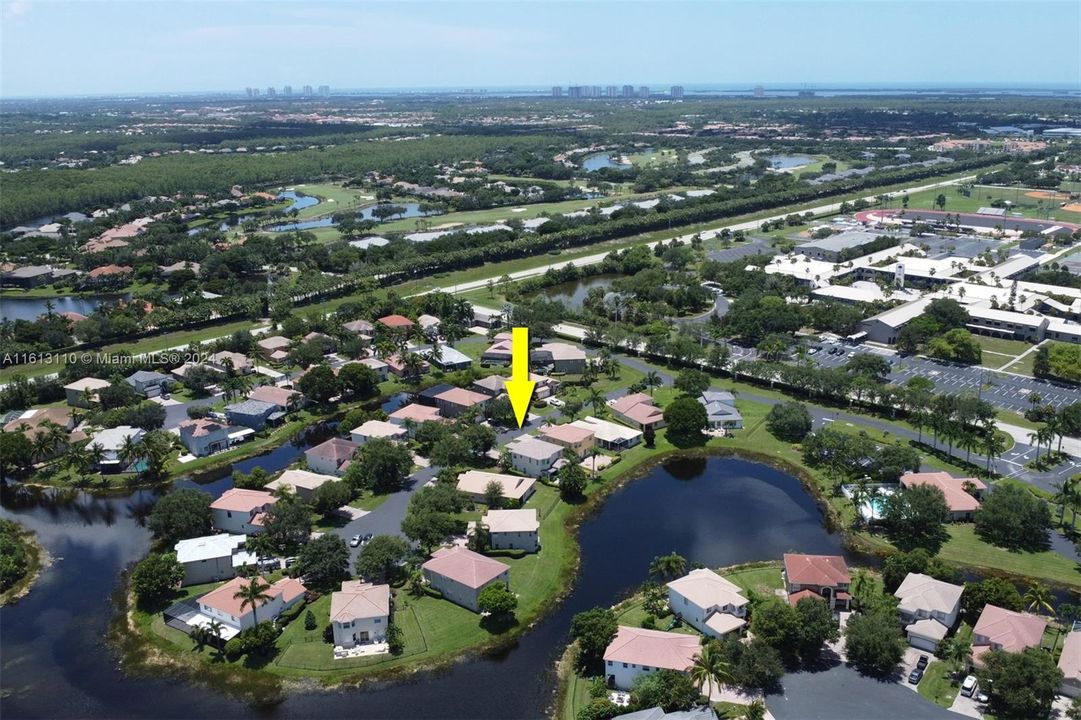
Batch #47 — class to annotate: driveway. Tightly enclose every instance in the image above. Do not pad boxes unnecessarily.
[768,664,962,720]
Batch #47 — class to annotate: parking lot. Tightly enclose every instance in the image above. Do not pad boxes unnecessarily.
[808,344,1081,414]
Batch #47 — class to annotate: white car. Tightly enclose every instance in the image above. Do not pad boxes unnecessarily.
[960,675,978,697]
[548,397,565,408]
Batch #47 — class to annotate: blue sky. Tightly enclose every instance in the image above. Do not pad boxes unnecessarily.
[2,1,1079,97]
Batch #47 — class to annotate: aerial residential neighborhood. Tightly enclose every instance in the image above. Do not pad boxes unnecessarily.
[2,3,1081,720]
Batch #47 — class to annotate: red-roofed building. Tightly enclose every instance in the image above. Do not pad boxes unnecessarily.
[178,418,230,457]
[603,625,700,690]
[421,546,509,612]
[901,472,986,520]
[783,553,851,609]
[196,576,307,638]
[305,437,359,476]
[210,488,277,534]
[86,264,133,285]
[384,353,429,379]
[609,392,666,431]
[971,604,1048,667]
[434,387,491,418]
[378,314,415,330]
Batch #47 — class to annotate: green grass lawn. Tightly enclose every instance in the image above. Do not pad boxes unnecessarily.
[936,524,1080,587]
[723,563,784,596]
[904,184,1078,223]
[973,335,1033,358]
[1003,351,1037,377]
[917,660,961,709]
[794,155,851,178]
[287,182,378,219]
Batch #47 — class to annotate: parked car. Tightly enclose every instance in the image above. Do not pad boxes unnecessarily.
[808,347,819,355]
[976,691,989,704]
[548,397,565,408]
[961,675,978,697]
[362,533,374,544]
[349,535,361,548]
[908,668,924,685]
[916,654,929,670]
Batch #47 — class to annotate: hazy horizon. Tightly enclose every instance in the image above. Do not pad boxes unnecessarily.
[2,0,1079,98]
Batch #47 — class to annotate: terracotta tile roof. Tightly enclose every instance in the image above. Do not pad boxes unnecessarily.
[783,553,850,587]
[199,575,306,618]
[389,403,443,423]
[435,387,489,408]
[378,314,415,328]
[972,604,1047,657]
[421,546,509,589]
[210,488,276,513]
[540,423,595,444]
[901,472,985,513]
[248,385,300,408]
[603,626,700,671]
[1059,631,1081,682]
[179,418,228,437]
[330,581,390,622]
[787,589,827,606]
[88,264,132,278]
[307,437,359,462]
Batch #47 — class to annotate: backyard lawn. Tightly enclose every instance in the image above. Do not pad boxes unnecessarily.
[936,524,1081,587]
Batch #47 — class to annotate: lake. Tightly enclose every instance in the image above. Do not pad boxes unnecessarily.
[0,294,129,323]
[264,203,427,232]
[0,455,844,719]
[582,153,632,172]
[768,154,816,169]
[278,190,320,212]
[537,274,619,310]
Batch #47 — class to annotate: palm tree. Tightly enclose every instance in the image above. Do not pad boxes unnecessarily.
[206,619,225,657]
[744,699,767,720]
[850,570,873,611]
[689,643,733,700]
[588,388,606,416]
[233,576,273,626]
[644,371,662,397]
[648,552,687,580]
[119,434,142,470]
[938,633,972,678]
[64,445,91,477]
[1024,582,1055,617]
[87,442,106,470]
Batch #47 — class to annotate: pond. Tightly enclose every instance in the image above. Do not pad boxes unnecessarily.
[0,294,130,323]
[0,455,846,719]
[536,274,620,311]
[767,154,816,169]
[582,152,632,172]
[277,190,320,213]
[264,203,427,232]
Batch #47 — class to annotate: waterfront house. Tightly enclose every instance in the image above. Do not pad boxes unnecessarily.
[603,626,700,690]
[388,402,445,433]
[476,508,539,552]
[666,568,748,638]
[330,581,391,650]
[569,416,642,451]
[894,573,963,651]
[698,390,743,430]
[350,419,408,446]
[89,425,146,472]
[481,333,514,365]
[783,553,851,610]
[195,576,306,639]
[174,534,257,587]
[178,418,230,457]
[971,604,1047,667]
[900,471,985,521]
[264,468,337,501]
[609,393,666,431]
[224,398,279,430]
[421,546,510,612]
[305,437,359,476]
[210,488,276,535]
[457,469,537,505]
[357,357,389,381]
[539,423,595,460]
[420,344,472,371]
[248,385,302,412]
[434,387,490,418]
[64,377,111,407]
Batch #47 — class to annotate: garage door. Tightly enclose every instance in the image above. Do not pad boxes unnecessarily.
[908,633,937,652]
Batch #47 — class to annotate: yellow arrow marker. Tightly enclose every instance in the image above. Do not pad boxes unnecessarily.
[505,326,536,428]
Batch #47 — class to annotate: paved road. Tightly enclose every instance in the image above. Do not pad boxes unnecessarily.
[768,663,961,720]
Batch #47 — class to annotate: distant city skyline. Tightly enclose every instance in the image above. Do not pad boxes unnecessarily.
[2,1,1079,98]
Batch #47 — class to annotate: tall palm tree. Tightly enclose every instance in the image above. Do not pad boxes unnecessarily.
[644,371,662,397]
[1024,582,1055,617]
[233,576,273,626]
[939,633,972,678]
[87,442,106,469]
[689,643,733,700]
[118,434,142,471]
[588,388,606,416]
